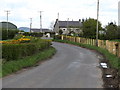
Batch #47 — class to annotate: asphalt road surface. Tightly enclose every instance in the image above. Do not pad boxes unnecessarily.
[2,42,103,88]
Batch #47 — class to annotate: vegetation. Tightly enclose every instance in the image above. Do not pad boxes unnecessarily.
[23,32,43,37]
[82,18,102,39]
[105,22,118,40]
[57,18,119,41]
[59,29,63,35]
[117,26,120,39]
[1,34,56,77]
[1,28,19,40]
[54,39,120,69]
[110,39,120,42]
[2,47,56,77]
[2,35,51,61]
[81,19,120,40]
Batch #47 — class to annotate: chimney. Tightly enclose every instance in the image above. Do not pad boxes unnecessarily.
[79,19,81,22]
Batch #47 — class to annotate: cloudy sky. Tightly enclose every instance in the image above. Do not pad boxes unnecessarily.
[0,0,119,28]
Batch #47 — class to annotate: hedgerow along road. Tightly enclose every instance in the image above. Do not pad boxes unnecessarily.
[3,42,103,88]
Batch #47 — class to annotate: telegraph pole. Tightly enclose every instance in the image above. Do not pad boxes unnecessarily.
[30,18,32,33]
[58,13,59,31]
[96,0,99,46]
[5,10,10,38]
[67,18,69,31]
[58,13,59,20]
[39,11,43,32]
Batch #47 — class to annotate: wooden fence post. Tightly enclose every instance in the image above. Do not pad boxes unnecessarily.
[118,43,120,57]
[115,43,120,57]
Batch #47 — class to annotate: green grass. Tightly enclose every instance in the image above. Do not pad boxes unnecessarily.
[1,47,56,77]
[54,39,120,70]
[110,39,120,42]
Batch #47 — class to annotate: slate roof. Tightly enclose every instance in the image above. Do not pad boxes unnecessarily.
[59,21,82,28]
[54,19,82,28]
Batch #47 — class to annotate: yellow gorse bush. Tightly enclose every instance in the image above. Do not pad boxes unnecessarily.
[18,38,30,41]
[0,38,31,44]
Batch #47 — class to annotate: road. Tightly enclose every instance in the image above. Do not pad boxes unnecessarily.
[2,42,103,88]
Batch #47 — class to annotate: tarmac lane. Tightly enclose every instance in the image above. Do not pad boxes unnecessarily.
[2,42,103,88]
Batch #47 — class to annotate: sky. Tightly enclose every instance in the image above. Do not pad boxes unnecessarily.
[0,0,119,29]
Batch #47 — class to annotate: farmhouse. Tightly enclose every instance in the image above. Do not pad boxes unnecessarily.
[53,19,83,35]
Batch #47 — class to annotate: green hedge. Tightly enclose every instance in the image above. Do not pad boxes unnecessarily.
[2,39,51,61]
[23,32,43,37]
[1,28,19,40]
[54,35,61,40]
[2,47,56,77]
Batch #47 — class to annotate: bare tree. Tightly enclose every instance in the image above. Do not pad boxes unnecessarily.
[49,21,54,31]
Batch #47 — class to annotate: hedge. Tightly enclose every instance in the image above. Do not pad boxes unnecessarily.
[1,28,19,40]
[23,32,43,37]
[2,39,51,61]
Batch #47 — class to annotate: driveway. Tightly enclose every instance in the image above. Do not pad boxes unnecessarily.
[2,42,103,88]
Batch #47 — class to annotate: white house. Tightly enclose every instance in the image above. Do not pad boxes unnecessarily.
[53,19,83,35]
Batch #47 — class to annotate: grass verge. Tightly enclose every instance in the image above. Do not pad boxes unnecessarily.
[1,46,56,77]
[53,39,120,70]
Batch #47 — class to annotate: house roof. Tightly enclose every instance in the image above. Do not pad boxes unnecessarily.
[59,21,82,28]
[31,28,54,33]
[54,19,82,28]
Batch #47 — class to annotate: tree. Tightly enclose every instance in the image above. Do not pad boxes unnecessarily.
[98,28,106,40]
[117,26,120,39]
[82,18,102,39]
[59,29,63,35]
[49,21,54,31]
[105,22,117,40]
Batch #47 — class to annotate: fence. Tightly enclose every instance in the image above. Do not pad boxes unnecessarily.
[61,35,120,57]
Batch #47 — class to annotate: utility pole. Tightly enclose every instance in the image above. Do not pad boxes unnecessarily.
[5,10,10,38]
[39,11,43,33]
[58,13,59,32]
[118,1,120,26]
[30,18,32,33]
[58,13,59,20]
[96,0,99,46]
[67,18,69,32]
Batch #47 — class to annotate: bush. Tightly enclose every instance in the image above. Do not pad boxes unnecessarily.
[2,38,51,61]
[2,47,56,77]
[1,28,19,40]
[23,32,43,37]
[54,35,61,39]
[2,43,37,61]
